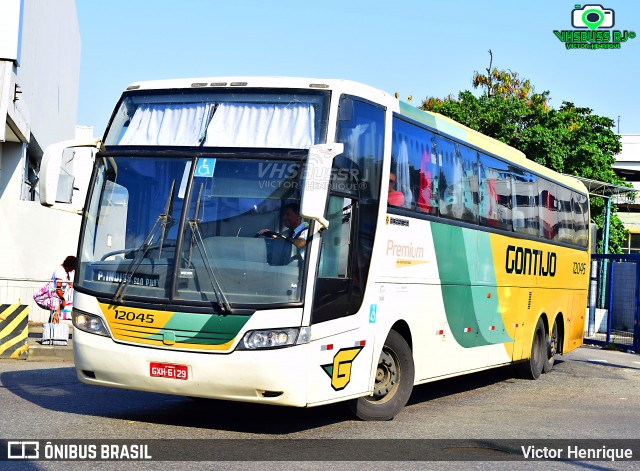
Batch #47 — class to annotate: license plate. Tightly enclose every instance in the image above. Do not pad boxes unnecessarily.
[150,362,189,380]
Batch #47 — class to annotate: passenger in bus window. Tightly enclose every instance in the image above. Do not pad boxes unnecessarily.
[388,172,405,207]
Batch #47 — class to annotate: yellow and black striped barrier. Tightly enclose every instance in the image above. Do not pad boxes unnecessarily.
[0,304,29,359]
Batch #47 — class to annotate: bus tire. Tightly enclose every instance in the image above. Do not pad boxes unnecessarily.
[543,318,559,374]
[349,330,414,421]
[517,317,545,380]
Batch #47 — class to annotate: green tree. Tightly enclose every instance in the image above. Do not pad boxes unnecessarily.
[421,53,627,253]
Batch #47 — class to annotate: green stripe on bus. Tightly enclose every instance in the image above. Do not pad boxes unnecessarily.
[475,232,512,344]
[398,102,467,141]
[398,102,438,129]
[153,312,251,345]
[431,224,488,347]
[431,224,512,347]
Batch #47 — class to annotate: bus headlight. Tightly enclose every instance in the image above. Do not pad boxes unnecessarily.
[237,327,310,350]
[73,309,110,337]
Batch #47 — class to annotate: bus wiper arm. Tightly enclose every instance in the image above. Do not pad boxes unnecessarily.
[157,179,176,258]
[188,183,232,313]
[112,186,175,303]
[111,218,161,303]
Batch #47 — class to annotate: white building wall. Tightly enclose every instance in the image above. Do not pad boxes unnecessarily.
[613,135,640,172]
[0,0,83,322]
[18,0,80,147]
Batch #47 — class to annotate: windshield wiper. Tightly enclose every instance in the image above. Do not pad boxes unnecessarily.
[157,180,176,258]
[186,182,201,268]
[112,180,176,303]
[187,183,232,313]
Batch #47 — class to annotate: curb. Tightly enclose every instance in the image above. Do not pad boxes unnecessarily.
[26,337,74,362]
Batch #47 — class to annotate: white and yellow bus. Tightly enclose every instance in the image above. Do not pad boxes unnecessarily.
[40,77,590,420]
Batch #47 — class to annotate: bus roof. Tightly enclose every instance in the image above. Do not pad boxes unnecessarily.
[122,76,587,194]
[123,76,394,102]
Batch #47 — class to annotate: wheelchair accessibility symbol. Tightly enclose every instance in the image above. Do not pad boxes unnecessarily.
[195,158,216,177]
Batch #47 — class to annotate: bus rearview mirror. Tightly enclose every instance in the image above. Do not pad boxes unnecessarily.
[300,143,344,232]
[40,139,101,207]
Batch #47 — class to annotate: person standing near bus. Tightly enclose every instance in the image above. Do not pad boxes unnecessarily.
[51,255,76,322]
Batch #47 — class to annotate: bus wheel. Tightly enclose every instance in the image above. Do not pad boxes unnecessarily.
[543,319,559,374]
[349,330,414,421]
[517,317,545,380]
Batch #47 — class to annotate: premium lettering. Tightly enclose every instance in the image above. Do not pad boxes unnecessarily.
[386,240,425,258]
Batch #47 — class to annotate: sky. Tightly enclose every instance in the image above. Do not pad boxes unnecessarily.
[76,0,640,138]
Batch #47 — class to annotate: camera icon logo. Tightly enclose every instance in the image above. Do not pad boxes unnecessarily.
[572,4,615,30]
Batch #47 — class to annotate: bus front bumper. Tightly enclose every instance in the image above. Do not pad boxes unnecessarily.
[73,327,309,407]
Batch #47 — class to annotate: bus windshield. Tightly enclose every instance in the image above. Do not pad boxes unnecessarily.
[103,89,329,148]
[77,154,307,307]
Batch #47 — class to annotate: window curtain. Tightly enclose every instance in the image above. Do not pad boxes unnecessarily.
[418,148,436,212]
[344,123,368,158]
[451,156,464,219]
[395,140,413,208]
[119,103,212,145]
[204,103,315,148]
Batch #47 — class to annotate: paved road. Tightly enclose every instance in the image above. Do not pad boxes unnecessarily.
[1,345,639,470]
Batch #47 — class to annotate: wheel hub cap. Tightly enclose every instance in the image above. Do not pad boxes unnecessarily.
[373,350,398,399]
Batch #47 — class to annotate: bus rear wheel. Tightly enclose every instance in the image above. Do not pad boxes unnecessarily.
[517,317,546,380]
[543,319,559,374]
[349,330,414,421]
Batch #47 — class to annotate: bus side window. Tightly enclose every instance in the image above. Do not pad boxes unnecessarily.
[478,155,512,231]
[389,128,408,209]
[556,185,575,244]
[391,118,439,212]
[539,179,558,241]
[391,140,413,209]
[437,138,457,219]
[318,196,353,278]
[462,147,479,223]
[573,192,589,248]
[512,169,539,236]
[437,136,478,224]
[416,136,439,215]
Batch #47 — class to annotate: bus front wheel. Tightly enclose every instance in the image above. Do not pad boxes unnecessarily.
[517,317,546,380]
[349,330,414,421]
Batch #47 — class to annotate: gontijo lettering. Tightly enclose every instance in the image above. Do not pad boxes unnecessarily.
[505,245,557,277]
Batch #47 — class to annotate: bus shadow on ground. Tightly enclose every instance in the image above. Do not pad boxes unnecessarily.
[0,366,347,434]
[0,360,580,435]
[407,364,518,406]
[1,363,543,434]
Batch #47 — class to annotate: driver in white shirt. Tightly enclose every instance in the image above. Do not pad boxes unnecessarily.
[258,203,308,257]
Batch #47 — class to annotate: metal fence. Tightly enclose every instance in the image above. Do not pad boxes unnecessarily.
[0,278,57,323]
[585,254,640,352]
